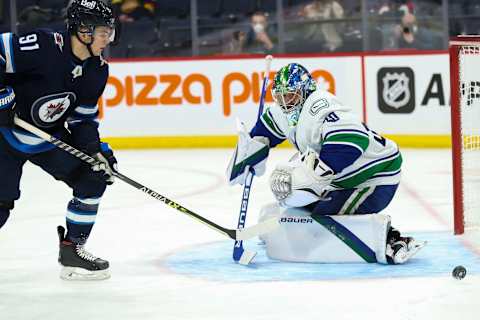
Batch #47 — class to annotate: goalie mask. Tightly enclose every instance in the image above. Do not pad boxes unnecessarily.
[67,0,120,46]
[272,63,316,127]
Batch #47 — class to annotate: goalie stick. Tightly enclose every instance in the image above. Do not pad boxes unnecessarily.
[233,55,273,265]
[13,117,279,241]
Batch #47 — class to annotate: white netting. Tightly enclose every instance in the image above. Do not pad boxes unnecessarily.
[459,44,480,229]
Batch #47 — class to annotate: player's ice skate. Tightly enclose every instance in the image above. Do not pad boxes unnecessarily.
[57,226,110,281]
[386,228,427,264]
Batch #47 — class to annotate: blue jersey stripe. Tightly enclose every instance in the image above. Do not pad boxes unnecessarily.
[335,151,400,181]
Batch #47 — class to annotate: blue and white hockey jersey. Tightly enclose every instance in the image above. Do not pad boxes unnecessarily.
[250,89,402,189]
[0,29,108,154]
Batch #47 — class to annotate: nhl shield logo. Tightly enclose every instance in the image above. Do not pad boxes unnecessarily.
[382,72,410,109]
[377,67,415,113]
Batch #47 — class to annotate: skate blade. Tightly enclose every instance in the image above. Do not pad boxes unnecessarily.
[60,267,111,281]
[407,240,427,258]
[400,240,428,263]
[239,250,257,265]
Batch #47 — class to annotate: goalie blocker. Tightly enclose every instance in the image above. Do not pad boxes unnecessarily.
[259,203,426,264]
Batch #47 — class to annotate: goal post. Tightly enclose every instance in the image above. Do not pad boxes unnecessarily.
[449,36,480,235]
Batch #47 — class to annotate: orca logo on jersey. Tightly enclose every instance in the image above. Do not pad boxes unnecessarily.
[31,92,77,128]
[309,98,329,116]
[377,67,415,113]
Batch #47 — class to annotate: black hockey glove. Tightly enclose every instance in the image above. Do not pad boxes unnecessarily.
[0,86,16,127]
[92,142,118,185]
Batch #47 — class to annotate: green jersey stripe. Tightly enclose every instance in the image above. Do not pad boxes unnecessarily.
[332,153,402,189]
[323,133,370,151]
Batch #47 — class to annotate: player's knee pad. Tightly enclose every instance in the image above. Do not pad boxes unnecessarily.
[0,200,14,228]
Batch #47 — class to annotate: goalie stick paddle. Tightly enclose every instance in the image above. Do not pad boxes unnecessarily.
[232,55,273,264]
[13,117,279,241]
[233,168,257,264]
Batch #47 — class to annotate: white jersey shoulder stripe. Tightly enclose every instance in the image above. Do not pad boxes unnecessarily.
[1,33,15,73]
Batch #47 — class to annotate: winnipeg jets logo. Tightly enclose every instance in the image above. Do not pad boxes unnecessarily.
[44,100,68,120]
[31,92,77,128]
[72,65,83,79]
[382,72,411,109]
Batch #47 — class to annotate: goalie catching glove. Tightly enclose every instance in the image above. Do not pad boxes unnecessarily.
[270,149,334,207]
[226,120,270,185]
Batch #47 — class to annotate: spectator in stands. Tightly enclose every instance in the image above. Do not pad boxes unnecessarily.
[223,30,247,55]
[112,0,155,23]
[301,0,344,52]
[223,12,275,55]
[377,0,413,17]
[393,12,434,50]
[243,11,276,54]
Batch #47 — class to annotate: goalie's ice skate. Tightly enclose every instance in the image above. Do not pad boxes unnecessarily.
[57,226,110,280]
[386,227,427,264]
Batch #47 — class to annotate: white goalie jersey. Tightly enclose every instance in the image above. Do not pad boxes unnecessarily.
[258,89,402,190]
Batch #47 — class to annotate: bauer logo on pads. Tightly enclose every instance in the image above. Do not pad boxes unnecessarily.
[280,217,313,224]
[377,67,415,113]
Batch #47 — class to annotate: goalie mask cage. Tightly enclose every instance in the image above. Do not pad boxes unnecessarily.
[449,36,480,235]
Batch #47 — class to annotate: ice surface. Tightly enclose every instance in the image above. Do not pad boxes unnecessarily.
[0,149,478,320]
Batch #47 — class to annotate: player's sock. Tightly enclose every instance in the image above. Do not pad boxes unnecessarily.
[57,225,110,280]
[65,197,100,244]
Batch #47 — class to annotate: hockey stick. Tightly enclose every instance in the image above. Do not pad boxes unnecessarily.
[233,55,273,265]
[13,117,279,241]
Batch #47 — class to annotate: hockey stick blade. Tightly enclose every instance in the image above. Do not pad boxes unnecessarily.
[238,250,257,265]
[235,217,279,241]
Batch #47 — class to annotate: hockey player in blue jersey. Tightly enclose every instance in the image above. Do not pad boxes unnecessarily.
[227,63,426,264]
[0,0,119,280]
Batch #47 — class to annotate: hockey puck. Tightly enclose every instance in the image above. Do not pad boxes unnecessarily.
[452,265,467,280]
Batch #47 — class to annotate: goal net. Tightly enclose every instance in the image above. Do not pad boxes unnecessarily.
[449,36,480,235]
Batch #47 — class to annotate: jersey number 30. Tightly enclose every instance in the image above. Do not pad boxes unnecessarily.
[19,34,39,51]
[362,123,386,147]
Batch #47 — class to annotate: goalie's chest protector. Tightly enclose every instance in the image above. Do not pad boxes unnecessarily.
[286,90,348,154]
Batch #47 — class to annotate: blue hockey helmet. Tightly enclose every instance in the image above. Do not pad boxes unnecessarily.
[67,0,119,45]
[272,63,316,126]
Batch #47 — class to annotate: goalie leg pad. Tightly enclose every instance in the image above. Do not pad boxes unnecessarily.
[261,205,391,264]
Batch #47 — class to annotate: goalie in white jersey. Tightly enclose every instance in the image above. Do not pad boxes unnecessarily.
[227,63,425,265]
